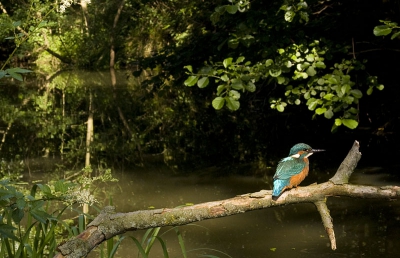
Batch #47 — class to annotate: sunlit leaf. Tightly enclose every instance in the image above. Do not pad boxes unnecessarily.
[324,109,334,119]
[277,76,285,84]
[284,10,295,22]
[315,107,326,115]
[184,65,193,73]
[184,76,198,86]
[373,25,392,36]
[306,67,316,76]
[269,68,281,77]
[223,57,233,68]
[315,61,326,69]
[212,97,225,110]
[225,96,240,110]
[276,104,285,112]
[216,85,225,96]
[265,59,274,66]
[197,77,209,88]
[335,118,342,126]
[221,74,229,81]
[308,100,318,110]
[229,90,240,100]
[342,119,358,129]
[245,82,256,92]
[231,79,243,90]
[236,56,245,63]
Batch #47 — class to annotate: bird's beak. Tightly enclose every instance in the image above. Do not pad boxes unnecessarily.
[311,149,325,153]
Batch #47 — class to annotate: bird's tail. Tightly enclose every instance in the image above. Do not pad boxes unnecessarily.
[272,179,287,201]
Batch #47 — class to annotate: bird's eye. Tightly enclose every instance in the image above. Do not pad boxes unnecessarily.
[303,148,308,151]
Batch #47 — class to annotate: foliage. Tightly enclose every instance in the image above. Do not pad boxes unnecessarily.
[373,20,400,39]
[183,0,385,130]
[0,179,72,257]
[0,165,119,257]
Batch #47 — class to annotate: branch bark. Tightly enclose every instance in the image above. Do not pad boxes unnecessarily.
[54,141,400,257]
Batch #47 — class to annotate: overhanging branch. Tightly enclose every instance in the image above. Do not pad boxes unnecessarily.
[54,141,400,258]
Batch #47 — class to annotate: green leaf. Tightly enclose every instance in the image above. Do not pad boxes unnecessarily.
[324,109,334,119]
[236,56,245,63]
[306,67,316,76]
[231,79,243,90]
[221,74,229,82]
[367,87,373,95]
[225,5,238,14]
[265,59,274,67]
[6,70,23,81]
[305,54,315,62]
[228,38,239,49]
[229,90,240,100]
[212,97,225,110]
[322,93,333,100]
[12,208,24,224]
[308,100,318,110]
[0,70,6,79]
[276,103,285,112]
[197,77,209,88]
[7,67,32,74]
[223,57,233,68]
[12,21,21,27]
[391,31,400,40]
[315,61,326,69]
[184,65,193,73]
[377,84,384,90]
[315,107,326,115]
[342,119,358,129]
[269,68,281,77]
[350,89,363,98]
[30,209,51,224]
[216,85,225,96]
[373,25,392,36]
[335,118,342,126]
[277,76,285,84]
[225,96,240,110]
[245,82,256,92]
[284,10,295,22]
[184,76,198,86]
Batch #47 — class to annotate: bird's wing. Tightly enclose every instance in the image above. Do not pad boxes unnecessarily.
[273,157,307,180]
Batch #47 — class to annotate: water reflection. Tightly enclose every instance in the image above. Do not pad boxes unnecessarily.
[87,165,400,258]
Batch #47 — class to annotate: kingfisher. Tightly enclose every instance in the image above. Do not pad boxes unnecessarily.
[272,143,325,201]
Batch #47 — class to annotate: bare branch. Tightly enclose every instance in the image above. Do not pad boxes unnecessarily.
[314,200,336,250]
[330,140,361,184]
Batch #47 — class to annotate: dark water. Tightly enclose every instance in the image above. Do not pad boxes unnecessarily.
[85,165,400,258]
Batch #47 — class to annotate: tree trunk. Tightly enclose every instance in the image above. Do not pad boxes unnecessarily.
[54,141,400,257]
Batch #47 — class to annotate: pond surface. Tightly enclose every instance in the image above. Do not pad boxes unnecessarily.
[81,165,400,258]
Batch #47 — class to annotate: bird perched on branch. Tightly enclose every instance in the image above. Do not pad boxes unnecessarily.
[272,143,325,201]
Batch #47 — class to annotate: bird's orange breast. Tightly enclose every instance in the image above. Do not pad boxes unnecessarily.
[288,157,310,188]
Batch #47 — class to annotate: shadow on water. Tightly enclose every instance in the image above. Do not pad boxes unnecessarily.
[87,165,400,258]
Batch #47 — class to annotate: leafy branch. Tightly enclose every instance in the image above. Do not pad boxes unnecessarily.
[0,3,58,81]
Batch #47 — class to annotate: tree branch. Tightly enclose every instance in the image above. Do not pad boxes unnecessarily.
[54,141,400,257]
